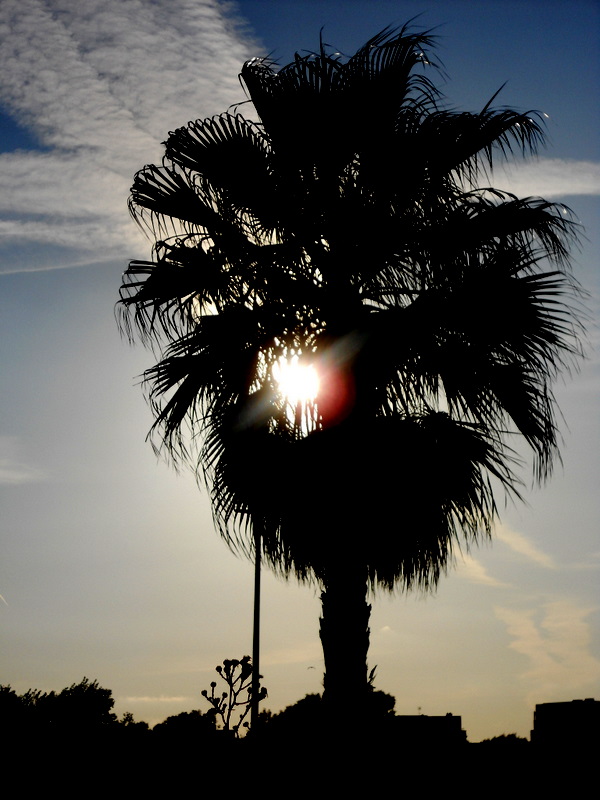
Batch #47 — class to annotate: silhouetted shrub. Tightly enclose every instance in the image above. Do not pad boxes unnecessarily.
[152,709,217,739]
[479,733,529,747]
[0,677,119,737]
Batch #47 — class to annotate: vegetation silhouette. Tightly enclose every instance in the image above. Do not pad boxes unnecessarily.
[200,655,267,737]
[0,677,118,735]
[152,708,216,741]
[118,23,582,728]
[3,679,594,790]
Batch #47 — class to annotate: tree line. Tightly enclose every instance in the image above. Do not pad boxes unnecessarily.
[1,672,528,747]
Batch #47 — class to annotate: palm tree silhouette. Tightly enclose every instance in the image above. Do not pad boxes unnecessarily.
[119,26,582,724]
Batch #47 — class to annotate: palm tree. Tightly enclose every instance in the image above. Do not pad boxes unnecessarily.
[118,25,581,723]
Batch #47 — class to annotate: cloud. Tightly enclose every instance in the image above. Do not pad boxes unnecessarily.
[0,0,258,155]
[495,158,600,199]
[0,0,262,273]
[0,148,144,269]
[457,553,511,587]
[495,600,600,703]
[572,552,600,571]
[495,525,557,569]
[0,436,45,485]
[0,459,45,485]
[1,3,596,276]
[122,695,190,704]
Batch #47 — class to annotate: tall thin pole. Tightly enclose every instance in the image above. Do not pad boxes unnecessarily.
[250,522,261,732]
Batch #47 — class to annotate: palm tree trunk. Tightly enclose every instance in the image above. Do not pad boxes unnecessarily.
[319,562,371,728]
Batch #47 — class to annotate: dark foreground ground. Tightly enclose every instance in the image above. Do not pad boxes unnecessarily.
[7,730,593,796]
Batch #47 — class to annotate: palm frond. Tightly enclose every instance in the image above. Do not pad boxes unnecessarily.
[424,105,546,183]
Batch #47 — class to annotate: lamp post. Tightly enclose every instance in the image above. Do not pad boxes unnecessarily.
[250,521,261,732]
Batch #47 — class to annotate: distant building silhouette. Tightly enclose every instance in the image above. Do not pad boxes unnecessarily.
[531,698,599,748]
[392,712,467,746]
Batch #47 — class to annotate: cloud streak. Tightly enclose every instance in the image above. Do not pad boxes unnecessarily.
[0,0,261,273]
[123,695,190,704]
[1,2,598,275]
[495,525,557,569]
[0,459,45,485]
[457,553,511,587]
[496,600,600,704]
[496,158,600,200]
[0,436,45,485]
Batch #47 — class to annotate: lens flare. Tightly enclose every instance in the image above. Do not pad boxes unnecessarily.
[273,355,320,406]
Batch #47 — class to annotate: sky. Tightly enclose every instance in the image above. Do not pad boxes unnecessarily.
[0,0,598,742]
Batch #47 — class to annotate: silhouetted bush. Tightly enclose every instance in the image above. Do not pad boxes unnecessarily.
[152,709,217,739]
[0,677,119,738]
[479,733,529,747]
[38,677,118,731]
[258,688,397,748]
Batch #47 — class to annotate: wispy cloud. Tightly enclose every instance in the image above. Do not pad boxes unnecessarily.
[0,459,45,485]
[496,158,600,199]
[122,695,190,704]
[2,3,598,276]
[495,600,600,703]
[457,553,511,587]
[0,436,45,485]
[495,525,557,569]
[571,552,600,571]
[0,0,261,273]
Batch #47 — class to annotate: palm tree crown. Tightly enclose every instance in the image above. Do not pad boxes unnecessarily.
[119,25,581,708]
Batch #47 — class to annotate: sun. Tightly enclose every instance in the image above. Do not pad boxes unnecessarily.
[272,354,320,408]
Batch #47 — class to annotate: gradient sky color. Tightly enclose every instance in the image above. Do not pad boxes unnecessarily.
[1,0,598,741]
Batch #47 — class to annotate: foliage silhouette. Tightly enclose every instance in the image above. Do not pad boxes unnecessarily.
[119,23,582,721]
[41,677,118,730]
[479,733,529,747]
[261,688,396,741]
[152,708,217,742]
[118,709,150,740]
[2,679,594,790]
[0,677,120,743]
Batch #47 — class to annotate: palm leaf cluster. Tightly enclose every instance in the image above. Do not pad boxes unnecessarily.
[119,25,581,591]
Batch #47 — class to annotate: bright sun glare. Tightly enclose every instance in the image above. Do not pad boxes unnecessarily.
[272,355,320,407]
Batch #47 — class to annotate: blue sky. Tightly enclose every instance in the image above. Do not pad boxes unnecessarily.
[1,0,598,741]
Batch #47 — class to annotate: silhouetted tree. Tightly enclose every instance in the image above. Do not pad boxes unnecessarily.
[119,24,582,726]
[152,708,217,738]
[262,693,325,740]
[36,677,118,731]
[119,710,150,732]
[1,678,119,740]
[0,685,30,730]
[480,733,529,747]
